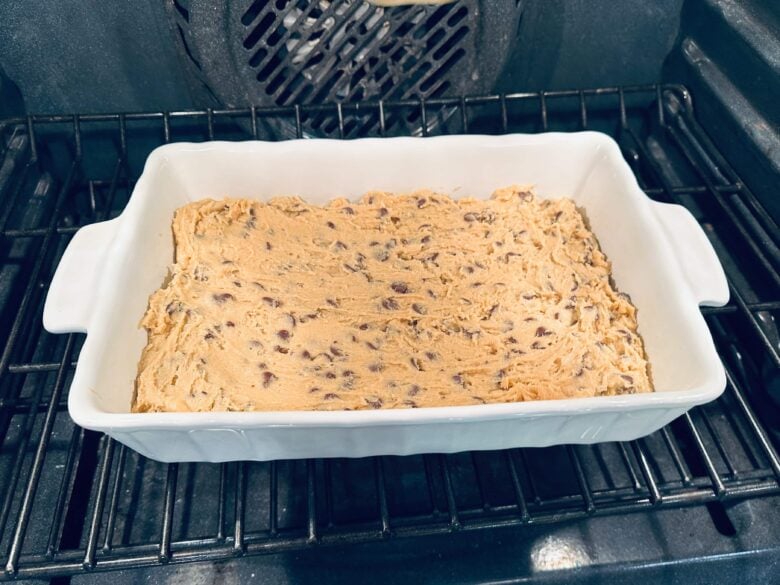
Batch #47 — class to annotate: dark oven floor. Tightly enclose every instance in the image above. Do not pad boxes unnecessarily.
[0,85,779,583]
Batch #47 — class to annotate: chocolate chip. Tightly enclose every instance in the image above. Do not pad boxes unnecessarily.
[343,263,358,272]
[330,345,343,357]
[464,266,475,274]
[204,331,215,340]
[366,341,379,351]
[535,326,552,337]
[193,266,209,282]
[333,240,348,250]
[522,294,537,300]
[369,240,380,247]
[226,321,235,328]
[378,207,389,218]
[262,371,277,388]
[266,241,273,251]
[325,372,337,379]
[326,298,340,308]
[390,216,401,226]
[385,238,397,249]
[324,393,340,400]
[621,374,634,383]
[427,289,437,299]
[342,370,354,377]
[391,282,410,294]
[403,400,419,408]
[425,252,439,264]
[309,387,321,393]
[274,346,289,354]
[412,303,427,315]
[463,212,478,222]
[417,198,427,208]
[471,282,484,288]
[425,351,437,361]
[342,207,355,215]
[368,363,384,372]
[212,293,235,304]
[359,323,370,331]
[452,374,465,386]
[553,210,563,222]
[262,296,282,308]
[506,336,518,344]
[421,235,431,244]
[326,221,336,229]
[277,329,290,341]
[410,357,423,371]
[382,298,400,310]
[365,396,383,409]
[531,341,543,349]
[301,350,313,360]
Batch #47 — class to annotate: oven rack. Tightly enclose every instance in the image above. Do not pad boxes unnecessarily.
[0,84,778,580]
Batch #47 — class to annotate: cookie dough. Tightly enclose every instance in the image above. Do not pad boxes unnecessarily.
[134,186,653,412]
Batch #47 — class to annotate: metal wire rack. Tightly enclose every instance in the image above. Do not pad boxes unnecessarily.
[0,84,778,581]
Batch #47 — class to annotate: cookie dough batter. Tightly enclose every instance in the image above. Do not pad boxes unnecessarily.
[134,187,653,412]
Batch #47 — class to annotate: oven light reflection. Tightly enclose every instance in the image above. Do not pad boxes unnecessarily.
[530,535,591,572]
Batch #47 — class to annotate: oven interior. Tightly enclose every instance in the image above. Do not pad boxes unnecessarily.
[0,0,778,583]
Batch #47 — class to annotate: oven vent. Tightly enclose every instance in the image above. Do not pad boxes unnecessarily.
[169,0,522,138]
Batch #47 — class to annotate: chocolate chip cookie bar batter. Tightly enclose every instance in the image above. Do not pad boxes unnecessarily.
[133,186,653,412]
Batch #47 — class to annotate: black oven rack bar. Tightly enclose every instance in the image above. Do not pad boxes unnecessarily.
[0,84,778,580]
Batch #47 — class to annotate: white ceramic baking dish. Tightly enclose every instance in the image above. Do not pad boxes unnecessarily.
[43,133,729,462]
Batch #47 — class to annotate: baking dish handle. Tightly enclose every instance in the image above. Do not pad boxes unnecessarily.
[651,201,729,307]
[43,218,120,333]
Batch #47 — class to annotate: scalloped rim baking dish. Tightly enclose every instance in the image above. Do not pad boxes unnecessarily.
[43,133,729,462]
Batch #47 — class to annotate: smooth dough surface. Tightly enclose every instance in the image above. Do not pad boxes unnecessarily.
[134,187,653,412]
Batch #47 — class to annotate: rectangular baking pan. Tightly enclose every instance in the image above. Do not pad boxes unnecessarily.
[43,133,729,462]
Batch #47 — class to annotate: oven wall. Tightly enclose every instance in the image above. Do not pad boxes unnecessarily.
[665,0,780,221]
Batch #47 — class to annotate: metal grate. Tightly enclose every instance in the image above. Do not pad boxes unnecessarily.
[0,85,779,581]
[168,0,519,139]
